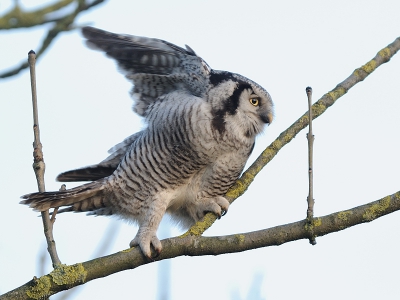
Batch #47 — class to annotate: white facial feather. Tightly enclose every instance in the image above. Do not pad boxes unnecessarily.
[207,80,238,110]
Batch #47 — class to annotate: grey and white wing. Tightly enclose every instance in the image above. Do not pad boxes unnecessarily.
[57,132,142,182]
[81,26,211,116]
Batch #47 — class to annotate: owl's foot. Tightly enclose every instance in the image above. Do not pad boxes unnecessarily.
[130,232,162,259]
[196,196,230,220]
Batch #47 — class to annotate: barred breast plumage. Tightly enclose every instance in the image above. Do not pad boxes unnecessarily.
[21,26,274,258]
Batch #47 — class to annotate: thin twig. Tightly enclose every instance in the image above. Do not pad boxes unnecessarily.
[50,208,59,224]
[50,185,66,223]
[28,50,61,267]
[305,86,316,245]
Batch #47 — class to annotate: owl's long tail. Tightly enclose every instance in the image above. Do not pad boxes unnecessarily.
[20,180,109,214]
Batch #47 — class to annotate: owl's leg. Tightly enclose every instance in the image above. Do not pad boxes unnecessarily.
[192,156,242,221]
[129,194,169,259]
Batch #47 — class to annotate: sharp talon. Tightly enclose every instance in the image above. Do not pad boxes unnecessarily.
[146,255,155,262]
[150,245,161,259]
[221,210,227,216]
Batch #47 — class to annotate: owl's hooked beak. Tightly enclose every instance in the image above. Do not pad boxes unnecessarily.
[261,112,273,125]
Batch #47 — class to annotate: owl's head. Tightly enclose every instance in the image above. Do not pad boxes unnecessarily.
[207,71,274,138]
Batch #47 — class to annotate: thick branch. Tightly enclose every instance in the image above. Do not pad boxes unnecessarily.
[184,35,400,237]
[2,191,399,299]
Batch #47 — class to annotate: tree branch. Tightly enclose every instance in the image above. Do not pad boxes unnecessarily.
[305,86,316,245]
[28,50,61,267]
[0,0,75,29]
[2,190,399,299]
[0,0,105,79]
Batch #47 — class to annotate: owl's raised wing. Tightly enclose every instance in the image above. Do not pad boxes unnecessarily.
[57,132,142,182]
[82,26,211,116]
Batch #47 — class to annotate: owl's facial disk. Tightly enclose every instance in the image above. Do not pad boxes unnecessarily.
[208,73,273,137]
[238,86,274,125]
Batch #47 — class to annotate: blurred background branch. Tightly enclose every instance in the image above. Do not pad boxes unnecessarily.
[55,221,120,300]
[0,0,106,79]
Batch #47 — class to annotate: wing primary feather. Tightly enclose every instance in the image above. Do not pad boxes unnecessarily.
[56,166,116,182]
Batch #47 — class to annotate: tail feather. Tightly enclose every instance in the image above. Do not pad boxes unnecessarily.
[20,181,108,212]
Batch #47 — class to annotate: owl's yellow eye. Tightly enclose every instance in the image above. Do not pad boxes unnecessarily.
[249,97,259,106]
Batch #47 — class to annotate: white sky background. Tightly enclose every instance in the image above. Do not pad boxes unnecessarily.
[1,0,400,299]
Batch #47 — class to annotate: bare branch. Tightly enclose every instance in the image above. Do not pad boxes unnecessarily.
[0,0,75,29]
[28,50,61,267]
[2,190,399,300]
[0,0,105,79]
[305,86,316,245]
[306,86,314,220]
